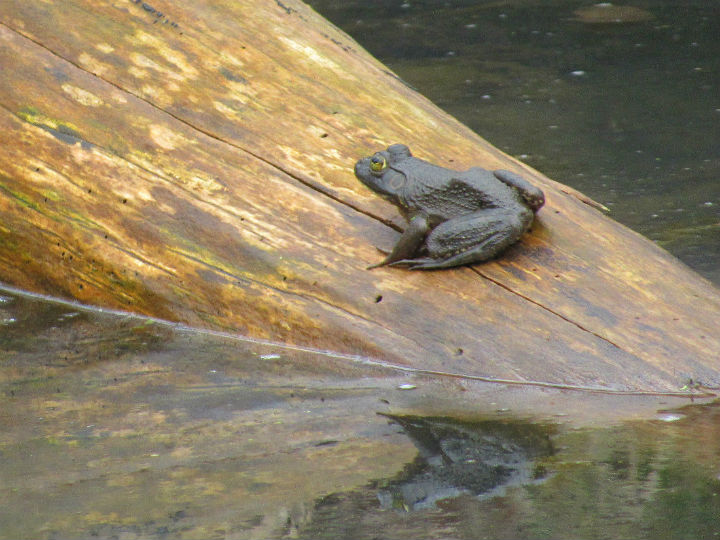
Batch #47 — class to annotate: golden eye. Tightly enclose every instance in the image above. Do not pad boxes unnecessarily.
[370,155,387,172]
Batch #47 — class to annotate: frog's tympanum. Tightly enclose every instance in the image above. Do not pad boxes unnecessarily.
[354,144,545,270]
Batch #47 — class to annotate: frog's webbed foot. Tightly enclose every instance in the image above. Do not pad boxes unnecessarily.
[366,247,394,269]
[386,256,481,270]
[367,250,422,270]
[367,259,390,270]
[385,257,440,270]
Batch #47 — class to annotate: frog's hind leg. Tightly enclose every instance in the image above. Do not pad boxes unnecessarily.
[407,207,533,270]
[402,232,510,270]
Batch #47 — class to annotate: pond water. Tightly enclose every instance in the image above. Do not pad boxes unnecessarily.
[307,0,720,284]
[2,286,720,539]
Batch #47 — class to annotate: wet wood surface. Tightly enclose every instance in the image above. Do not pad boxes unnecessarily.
[1,0,719,393]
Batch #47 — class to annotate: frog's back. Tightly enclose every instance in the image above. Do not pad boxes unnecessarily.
[402,161,523,219]
[460,167,527,209]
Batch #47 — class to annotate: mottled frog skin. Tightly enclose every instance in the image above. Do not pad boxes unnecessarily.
[354,144,545,270]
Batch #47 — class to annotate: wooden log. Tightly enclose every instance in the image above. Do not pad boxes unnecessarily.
[0,0,718,393]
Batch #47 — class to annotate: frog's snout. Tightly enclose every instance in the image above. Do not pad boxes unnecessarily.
[354,158,367,176]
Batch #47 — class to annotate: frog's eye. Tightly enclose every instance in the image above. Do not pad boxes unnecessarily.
[370,155,387,173]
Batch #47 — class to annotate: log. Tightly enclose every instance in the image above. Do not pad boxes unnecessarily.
[1,0,719,394]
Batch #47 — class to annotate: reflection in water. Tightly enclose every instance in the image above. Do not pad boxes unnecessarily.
[374,415,553,511]
[3,287,720,539]
[299,408,720,540]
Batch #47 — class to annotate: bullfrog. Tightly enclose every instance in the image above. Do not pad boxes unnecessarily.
[354,143,545,270]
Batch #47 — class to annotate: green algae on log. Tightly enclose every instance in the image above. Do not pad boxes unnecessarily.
[0,0,719,393]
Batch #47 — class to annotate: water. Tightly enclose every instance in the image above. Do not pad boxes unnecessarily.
[300,411,720,540]
[307,0,720,284]
[2,287,720,538]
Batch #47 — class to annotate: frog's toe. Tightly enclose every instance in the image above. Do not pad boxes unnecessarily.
[407,261,451,270]
[367,249,413,269]
[385,259,413,267]
[383,258,419,267]
[386,257,437,269]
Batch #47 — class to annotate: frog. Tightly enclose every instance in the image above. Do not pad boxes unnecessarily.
[354,143,545,270]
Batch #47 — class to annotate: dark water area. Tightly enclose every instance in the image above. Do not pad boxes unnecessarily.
[3,287,720,538]
[307,0,720,284]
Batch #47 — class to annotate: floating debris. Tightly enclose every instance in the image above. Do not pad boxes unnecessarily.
[397,384,417,390]
[573,3,654,24]
[656,413,685,422]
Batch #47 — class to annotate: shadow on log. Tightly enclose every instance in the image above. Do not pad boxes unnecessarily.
[0,0,719,393]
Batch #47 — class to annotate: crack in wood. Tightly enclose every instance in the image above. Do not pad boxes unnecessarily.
[474,268,626,350]
[1,21,401,231]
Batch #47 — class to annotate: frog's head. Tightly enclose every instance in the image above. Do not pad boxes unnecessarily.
[354,143,412,202]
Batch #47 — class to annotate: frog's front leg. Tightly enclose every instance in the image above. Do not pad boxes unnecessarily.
[368,213,430,269]
[493,169,545,211]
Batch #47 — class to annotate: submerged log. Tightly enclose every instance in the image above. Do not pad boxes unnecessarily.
[0,0,718,393]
